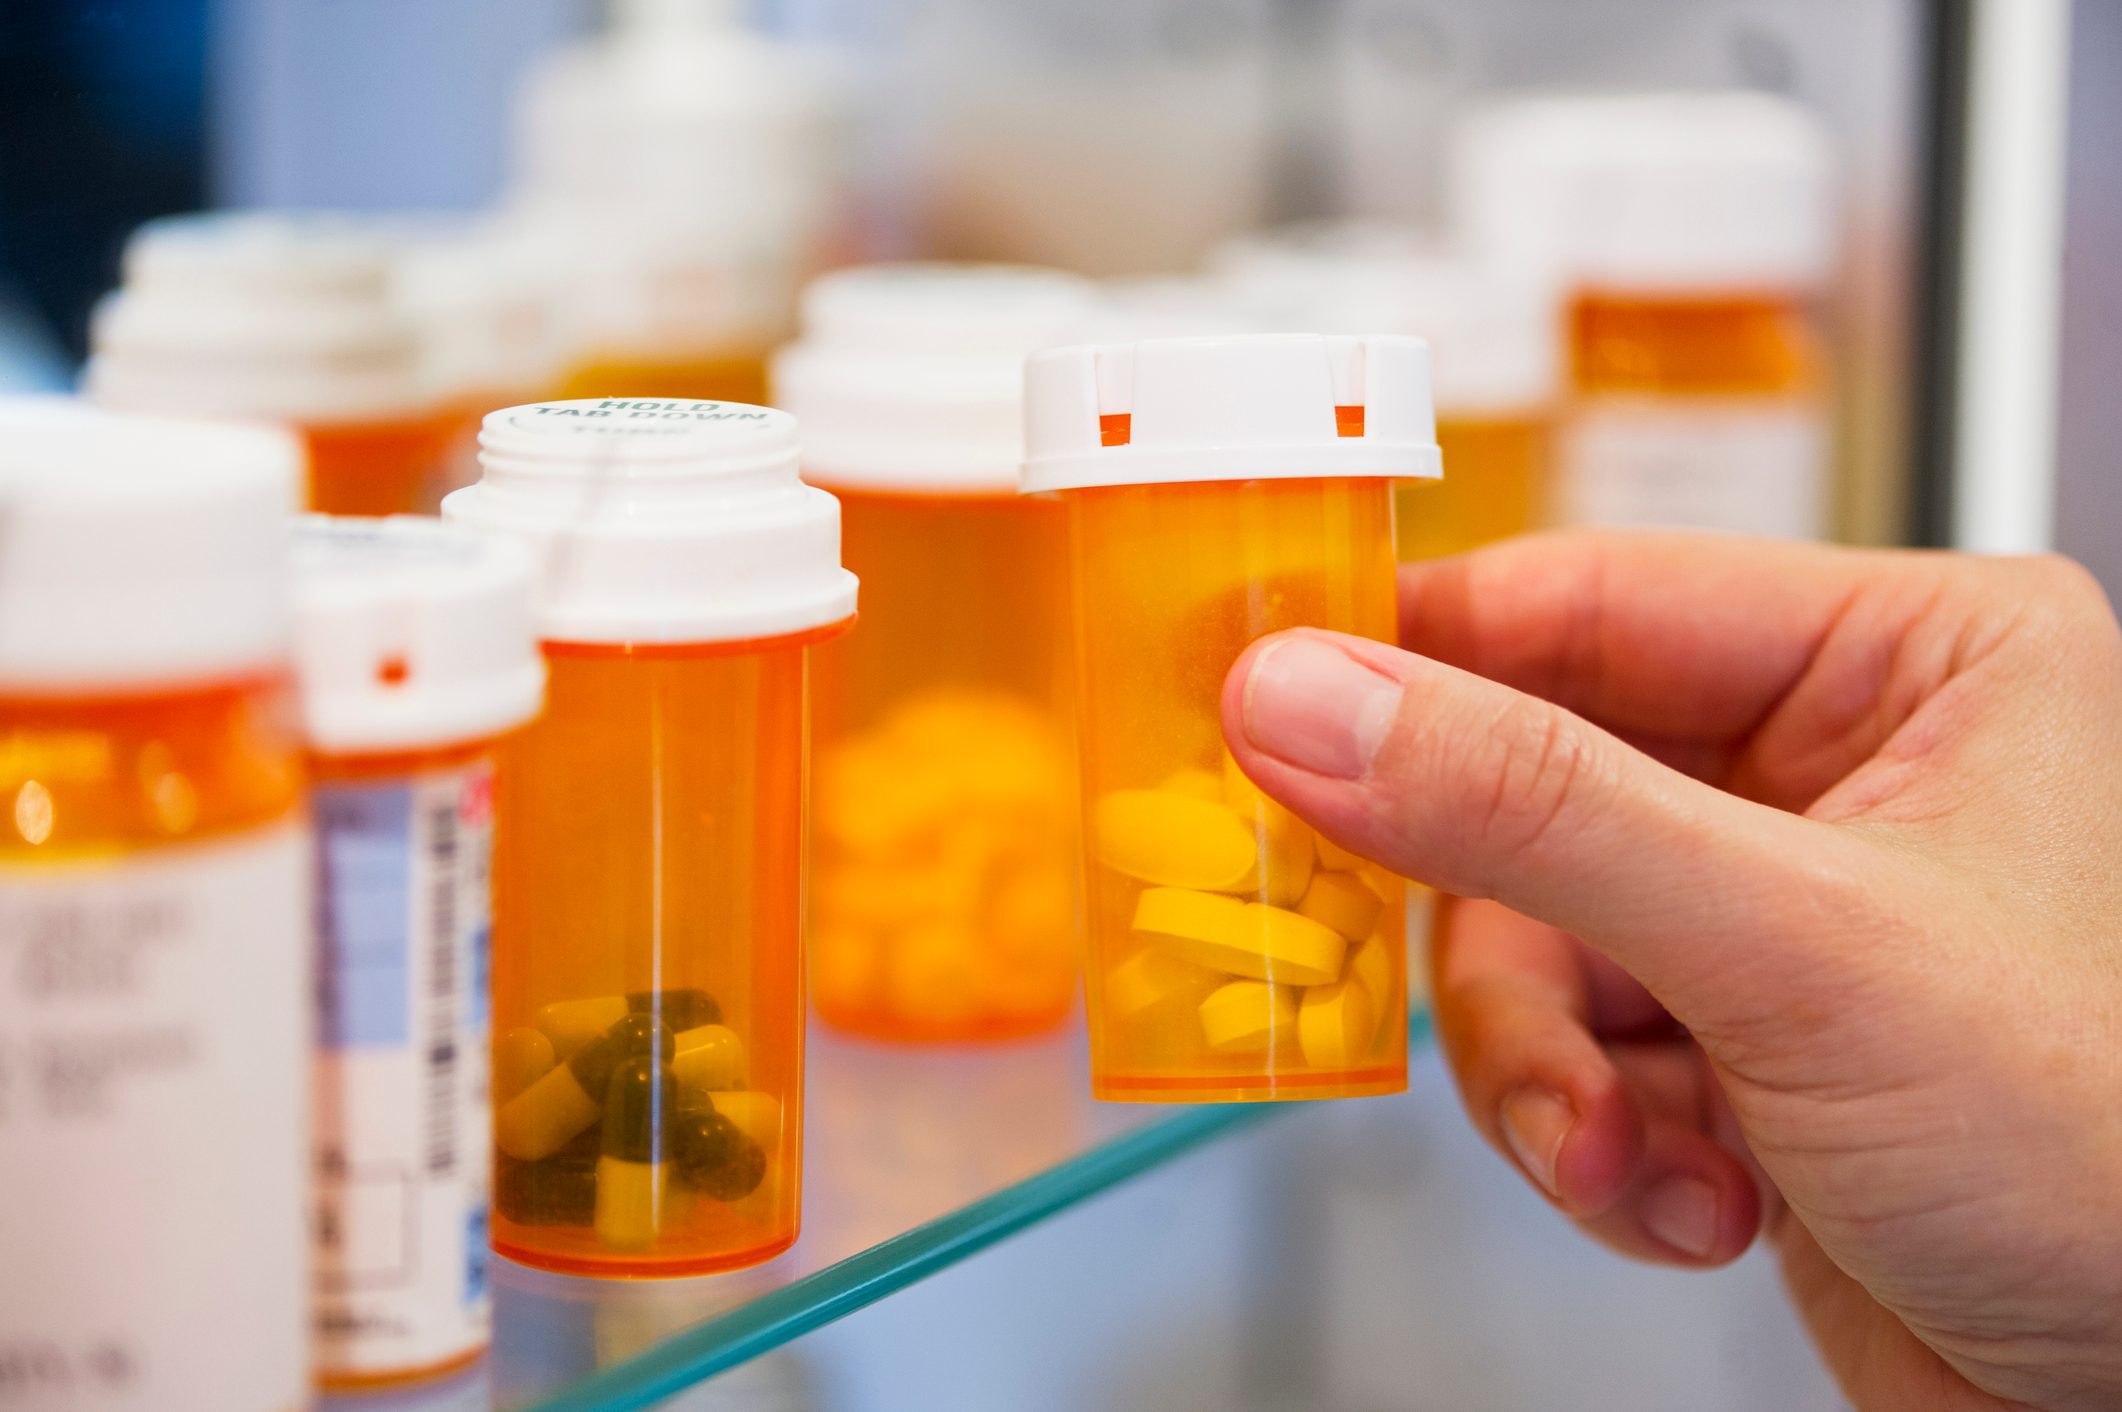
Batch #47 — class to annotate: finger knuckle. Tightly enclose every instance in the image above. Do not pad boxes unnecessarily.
[1476,696,1601,862]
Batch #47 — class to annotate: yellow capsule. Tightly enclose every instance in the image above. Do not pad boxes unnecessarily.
[1164,901,1346,986]
[708,1091,781,1151]
[1105,946,1219,1022]
[1094,789,1256,891]
[1298,979,1379,1068]
[592,1155,670,1252]
[671,1024,747,1096]
[1346,932,1395,1006]
[496,1061,602,1161]
[535,995,628,1058]
[1296,870,1385,941]
[1157,766,1225,802]
[494,1026,557,1106]
[1198,980,1299,1053]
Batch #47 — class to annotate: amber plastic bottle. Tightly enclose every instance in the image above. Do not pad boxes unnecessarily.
[445,397,855,1276]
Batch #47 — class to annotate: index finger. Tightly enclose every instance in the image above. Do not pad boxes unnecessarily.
[1399,530,1883,747]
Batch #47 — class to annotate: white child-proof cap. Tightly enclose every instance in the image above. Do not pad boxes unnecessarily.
[442,398,857,646]
[1449,90,1837,296]
[0,397,301,690]
[292,516,545,755]
[770,263,1098,493]
[85,211,435,425]
[1209,221,1559,417]
[1020,334,1440,493]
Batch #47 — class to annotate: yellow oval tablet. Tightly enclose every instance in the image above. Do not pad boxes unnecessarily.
[1198,980,1299,1053]
[1297,870,1385,941]
[1165,901,1346,986]
[1105,945,1219,1022]
[1133,886,1244,945]
[1159,766,1225,802]
[1094,789,1256,890]
[1299,979,1379,1068]
[1221,751,1314,905]
[1346,932,1395,1006]
[672,1024,747,1095]
[1316,833,1367,871]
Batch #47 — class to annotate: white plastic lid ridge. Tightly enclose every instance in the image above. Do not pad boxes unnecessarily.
[86,210,435,424]
[1448,89,1838,296]
[443,398,857,645]
[0,398,301,689]
[771,262,1100,493]
[1020,334,1441,493]
[293,516,545,754]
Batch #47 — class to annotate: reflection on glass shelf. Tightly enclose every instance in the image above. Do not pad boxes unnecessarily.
[324,1014,1431,1412]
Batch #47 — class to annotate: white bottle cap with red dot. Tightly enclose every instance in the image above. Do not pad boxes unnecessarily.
[1020,333,1440,493]
[292,515,546,755]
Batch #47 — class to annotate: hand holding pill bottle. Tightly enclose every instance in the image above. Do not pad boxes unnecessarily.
[1022,335,1437,1102]
[0,400,310,1410]
[445,397,856,1276]
[773,263,1095,1043]
[294,516,543,1386]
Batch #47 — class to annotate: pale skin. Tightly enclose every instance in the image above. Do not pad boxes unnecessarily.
[1219,531,2122,1412]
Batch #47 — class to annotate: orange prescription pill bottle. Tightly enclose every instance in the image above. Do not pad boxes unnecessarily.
[292,516,543,1387]
[86,212,462,516]
[1209,223,1559,559]
[1452,92,1835,538]
[1022,335,1437,1103]
[772,263,1096,1043]
[0,400,310,1410]
[444,397,857,1277]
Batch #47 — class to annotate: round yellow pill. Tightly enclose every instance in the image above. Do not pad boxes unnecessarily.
[1298,979,1379,1068]
[1164,901,1346,986]
[1198,980,1299,1053]
[1094,789,1256,891]
[1296,870,1385,941]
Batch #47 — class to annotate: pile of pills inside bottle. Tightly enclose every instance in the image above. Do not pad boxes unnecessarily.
[1094,756,1398,1069]
[493,989,776,1249]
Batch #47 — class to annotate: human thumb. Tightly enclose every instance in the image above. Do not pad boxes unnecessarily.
[1221,628,1890,1026]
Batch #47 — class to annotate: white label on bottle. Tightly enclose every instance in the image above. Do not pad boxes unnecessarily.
[1557,397,1831,538]
[313,762,493,1379]
[0,825,309,1412]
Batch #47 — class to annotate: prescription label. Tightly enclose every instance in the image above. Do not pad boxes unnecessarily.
[0,824,308,1412]
[1557,397,1830,538]
[313,762,493,1378]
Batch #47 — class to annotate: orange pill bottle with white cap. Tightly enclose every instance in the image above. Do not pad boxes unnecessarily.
[293,515,543,1387]
[773,263,1094,1044]
[0,399,310,1410]
[1023,334,1436,1103]
[445,397,856,1276]
[86,212,463,516]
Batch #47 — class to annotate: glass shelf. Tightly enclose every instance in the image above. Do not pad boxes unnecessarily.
[326,1012,1432,1412]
